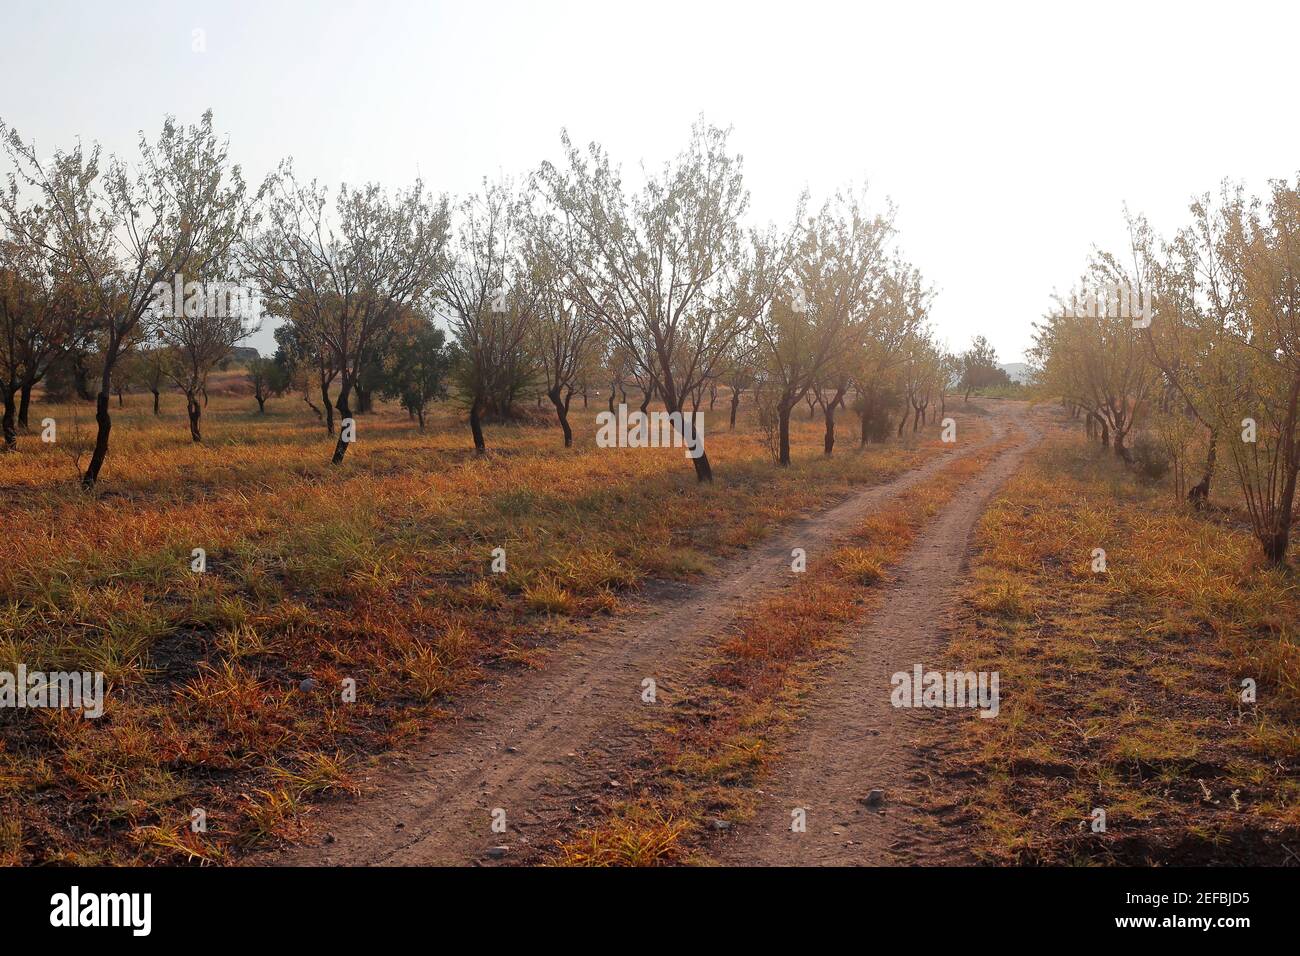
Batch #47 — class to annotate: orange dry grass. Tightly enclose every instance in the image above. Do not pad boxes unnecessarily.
[928,430,1300,864]
[0,374,975,863]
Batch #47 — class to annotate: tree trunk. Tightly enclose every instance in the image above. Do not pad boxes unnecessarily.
[691,448,713,482]
[548,386,573,448]
[469,395,486,454]
[729,389,741,430]
[187,393,203,442]
[256,395,266,414]
[321,380,334,435]
[331,379,353,464]
[1,385,17,449]
[82,392,112,488]
[151,388,161,415]
[1188,429,1217,508]
[18,381,33,429]
[1261,379,1300,564]
[778,399,794,466]
[417,406,425,430]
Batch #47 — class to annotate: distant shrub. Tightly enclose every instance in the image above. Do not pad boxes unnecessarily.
[1130,432,1171,482]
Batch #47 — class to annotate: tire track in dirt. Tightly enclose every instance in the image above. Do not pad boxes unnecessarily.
[717,404,1041,866]
[256,407,1017,866]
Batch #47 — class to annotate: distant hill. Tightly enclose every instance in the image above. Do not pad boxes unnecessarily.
[1000,362,1032,384]
[226,346,261,365]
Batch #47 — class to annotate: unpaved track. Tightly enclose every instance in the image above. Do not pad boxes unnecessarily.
[720,404,1040,866]
[258,407,1016,866]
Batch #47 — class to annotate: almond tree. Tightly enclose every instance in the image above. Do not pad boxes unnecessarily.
[437,179,540,454]
[755,189,892,465]
[156,277,257,440]
[1,110,260,486]
[524,209,599,447]
[537,122,766,482]
[377,312,450,429]
[1230,179,1300,563]
[249,164,448,463]
[1034,258,1153,461]
[851,262,925,445]
[0,199,81,447]
[1144,189,1252,505]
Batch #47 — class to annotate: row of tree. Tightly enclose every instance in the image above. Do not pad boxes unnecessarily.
[1,110,1011,486]
[1033,179,1300,564]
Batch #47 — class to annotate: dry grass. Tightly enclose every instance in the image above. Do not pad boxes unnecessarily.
[0,373,957,863]
[920,427,1300,864]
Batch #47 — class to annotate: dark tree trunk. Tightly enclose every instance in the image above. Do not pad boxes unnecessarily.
[469,395,486,454]
[692,448,713,482]
[256,395,266,414]
[151,389,160,415]
[778,398,794,466]
[417,406,425,430]
[548,386,573,447]
[331,378,353,464]
[82,392,112,488]
[73,354,94,402]
[1188,430,1217,507]
[729,388,741,430]
[18,381,33,429]
[1,386,17,449]
[187,393,203,442]
[321,380,334,435]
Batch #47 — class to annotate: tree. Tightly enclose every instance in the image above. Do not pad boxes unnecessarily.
[155,277,258,440]
[1033,256,1153,462]
[438,179,540,453]
[537,121,763,482]
[249,163,448,464]
[0,198,80,447]
[273,313,335,431]
[378,314,450,429]
[525,210,602,447]
[1229,179,1300,564]
[754,190,892,464]
[1,110,261,485]
[720,335,758,431]
[958,335,1008,400]
[246,355,289,413]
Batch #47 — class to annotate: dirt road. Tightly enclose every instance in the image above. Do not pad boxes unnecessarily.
[719,407,1040,865]
[258,405,1021,866]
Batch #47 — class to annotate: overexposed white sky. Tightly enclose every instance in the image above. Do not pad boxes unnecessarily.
[2,0,1298,362]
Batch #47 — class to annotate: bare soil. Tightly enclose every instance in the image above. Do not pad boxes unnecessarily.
[718,405,1040,865]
